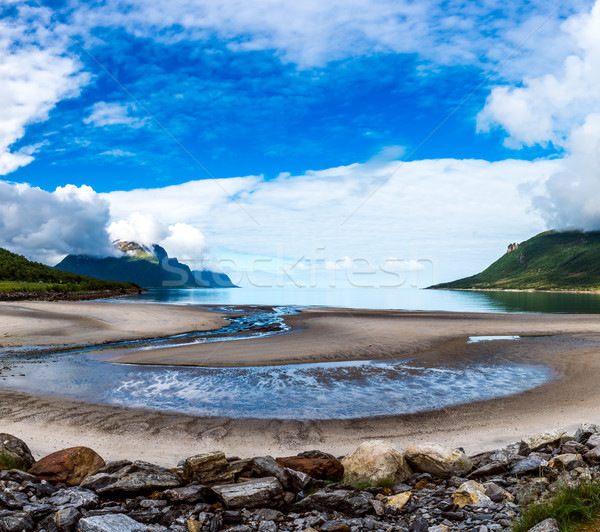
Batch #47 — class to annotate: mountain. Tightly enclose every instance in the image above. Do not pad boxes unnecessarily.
[54,241,237,289]
[429,230,600,291]
[0,247,138,296]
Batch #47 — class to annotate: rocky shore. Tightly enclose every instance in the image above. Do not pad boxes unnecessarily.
[0,288,142,302]
[2,426,600,532]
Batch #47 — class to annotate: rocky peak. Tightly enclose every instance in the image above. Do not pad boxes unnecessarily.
[507,242,519,253]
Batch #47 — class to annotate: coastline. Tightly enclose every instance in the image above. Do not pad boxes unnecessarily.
[0,287,143,302]
[1,302,600,464]
[430,287,600,294]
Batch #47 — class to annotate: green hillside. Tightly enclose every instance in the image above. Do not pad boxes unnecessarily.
[0,247,138,296]
[430,230,600,291]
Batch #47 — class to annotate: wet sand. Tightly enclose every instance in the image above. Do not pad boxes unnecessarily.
[108,308,600,367]
[0,301,226,347]
[2,303,600,465]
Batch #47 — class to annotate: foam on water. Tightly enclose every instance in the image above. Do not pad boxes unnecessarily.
[467,335,521,343]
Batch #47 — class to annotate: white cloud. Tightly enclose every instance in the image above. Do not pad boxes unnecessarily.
[70,0,586,73]
[83,102,146,128]
[0,181,115,264]
[105,156,559,282]
[0,4,88,175]
[478,0,600,230]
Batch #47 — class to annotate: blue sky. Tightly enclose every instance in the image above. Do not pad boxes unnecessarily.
[1,0,600,285]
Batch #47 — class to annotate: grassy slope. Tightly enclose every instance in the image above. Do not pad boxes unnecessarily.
[431,230,600,291]
[0,248,138,294]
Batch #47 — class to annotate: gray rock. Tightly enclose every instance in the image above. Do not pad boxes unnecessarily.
[0,433,35,471]
[257,521,276,532]
[585,445,600,463]
[252,508,283,521]
[212,477,283,509]
[320,521,351,532]
[0,511,35,532]
[527,517,560,531]
[510,454,548,475]
[22,502,55,519]
[574,423,600,443]
[293,489,372,516]
[161,484,212,504]
[81,460,181,495]
[0,489,28,509]
[44,486,99,510]
[55,507,81,532]
[78,514,147,532]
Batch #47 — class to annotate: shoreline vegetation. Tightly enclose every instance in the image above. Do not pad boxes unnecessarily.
[0,285,143,302]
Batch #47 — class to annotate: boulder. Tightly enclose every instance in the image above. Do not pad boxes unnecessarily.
[55,507,81,532]
[483,481,514,503]
[182,451,233,484]
[341,440,412,483]
[80,460,181,495]
[293,488,372,517]
[452,480,493,508]
[404,443,472,478]
[212,477,284,509]
[28,447,104,486]
[527,517,560,532]
[520,429,566,454]
[78,514,146,532]
[0,433,35,471]
[385,491,411,510]
[162,484,213,504]
[276,456,344,481]
[252,456,310,492]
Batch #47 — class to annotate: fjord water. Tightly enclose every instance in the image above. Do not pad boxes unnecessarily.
[121,286,600,314]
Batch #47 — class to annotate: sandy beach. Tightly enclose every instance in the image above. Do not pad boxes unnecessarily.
[0,301,226,347]
[2,302,600,466]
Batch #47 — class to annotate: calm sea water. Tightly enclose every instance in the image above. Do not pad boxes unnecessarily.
[119,286,600,314]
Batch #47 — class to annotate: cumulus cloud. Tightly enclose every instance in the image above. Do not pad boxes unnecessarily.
[478,0,600,230]
[0,3,88,175]
[108,213,209,268]
[0,181,115,264]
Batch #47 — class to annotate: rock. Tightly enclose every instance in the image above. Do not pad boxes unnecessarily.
[252,456,309,492]
[0,511,35,532]
[212,477,283,509]
[80,460,181,495]
[294,488,372,516]
[187,520,202,532]
[574,423,600,443]
[408,520,429,532]
[0,433,35,471]
[341,440,412,483]
[586,433,600,448]
[584,445,600,462]
[257,521,277,532]
[55,507,81,532]
[527,517,560,532]
[182,452,233,484]
[78,514,146,532]
[298,450,337,460]
[28,447,105,486]
[320,521,351,532]
[404,443,472,477]
[276,456,344,481]
[520,429,566,454]
[385,491,411,510]
[452,481,493,508]
[44,487,99,510]
[516,478,549,505]
[483,481,514,503]
[162,484,213,504]
[511,454,549,475]
[548,453,583,471]
[469,461,509,477]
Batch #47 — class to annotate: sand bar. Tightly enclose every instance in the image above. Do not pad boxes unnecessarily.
[107,307,600,367]
[0,301,226,347]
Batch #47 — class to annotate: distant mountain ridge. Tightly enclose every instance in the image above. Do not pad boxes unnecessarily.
[55,241,236,289]
[430,230,600,291]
